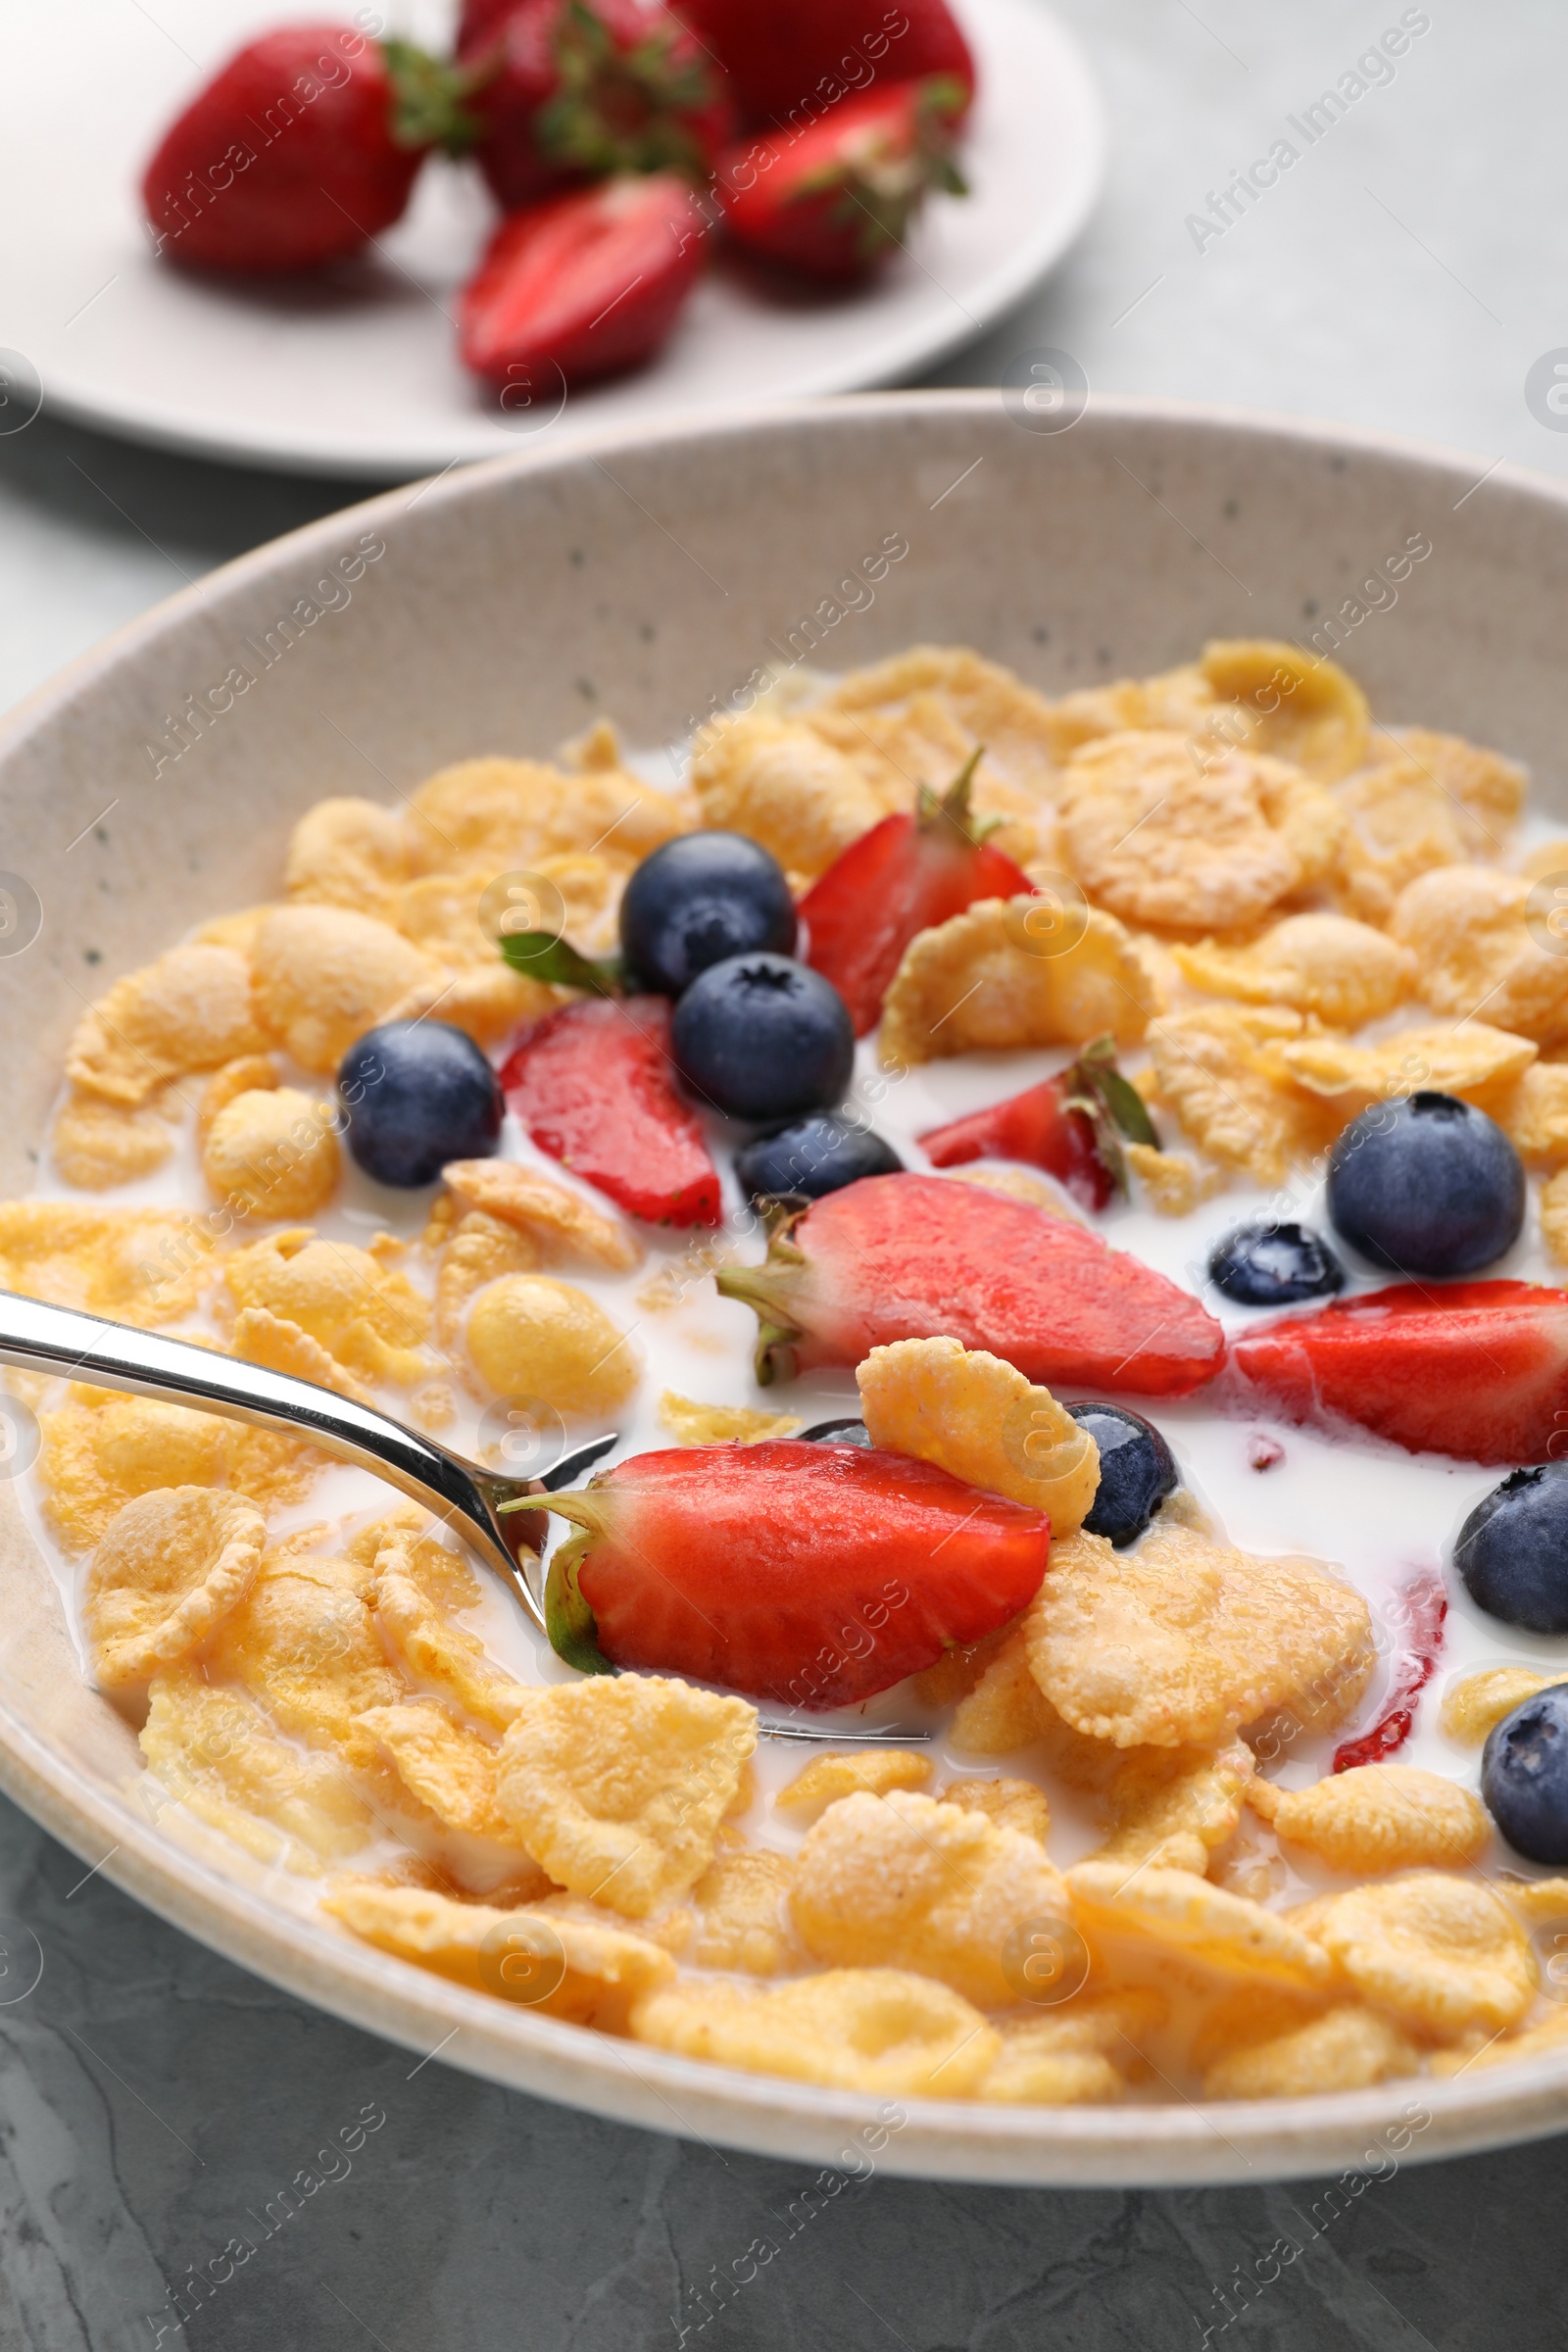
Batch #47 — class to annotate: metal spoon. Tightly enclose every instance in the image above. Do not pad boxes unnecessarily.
[0,1292,925,1743]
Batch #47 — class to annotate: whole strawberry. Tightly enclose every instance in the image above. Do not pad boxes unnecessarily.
[459,0,735,212]
[715,76,967,281]
[674,0,976,129]
[142,21,472,273]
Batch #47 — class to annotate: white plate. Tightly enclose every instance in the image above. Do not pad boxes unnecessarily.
[0,0,1103,477]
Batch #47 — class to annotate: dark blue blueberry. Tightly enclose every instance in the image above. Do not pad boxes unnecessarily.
[800,1417,873,1446]
[1326,1090,1525,1277]
[619,831,796,996]
[1208,1220,1346,1306]
[671,954,855,1121]
[1455,1465,1568,1634]
[338,1020,503,1188]
[1483,1684,1568,1862]
[734,1113,902,1208]
[1065,1401,1178,1547]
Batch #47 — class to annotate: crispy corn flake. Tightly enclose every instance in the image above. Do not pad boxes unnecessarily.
[1146,1007,1337,1185]
[858,1336,1100,1535]
[945,1165,1085,1220]
[1297,1874,1535,2039]
[250,906,437,1073]
[1068,1859,1334,1990]
[191,906,275,957]
[810,645,1061,802]
[440,1160,640,1271]
[325,1881,675,2026]
[389,867,557,1046]
[83,1487,265,1687]
[202,1087,341,1219]
[1058,733,1343,932]
[372,1562,529,1733]
[690,1846,797,1975]
[805,696,1046,869]
[1200,642,1371,783]
[405,757,686,878]
[436,1210,540,1351]
[67,944,269,1107]
[230,1307,373,1405]
[1124,1142,1228,1217]
[1393,866,1568,1048]
[1092,1743,1254,1879]
[1495,1877,1568,1931]
[1330,760,1468,925]
[558,716,623,772]
[632,1966,999,2096]
[1429,2008,1568,2079]
[1439,1666,1554,1745]
[1202,2004,1420,2100]
[1251,1765,1488,1875]
[1173,914,1415,1027]
[40,1396,228,1553]
[361,1513,481,1612]
[1542,1168,1568,1267]
[775,1749,933,1821]
[977,1989,1167,2107]
[204,1551,406,1794]
[1491,1063,1568,1169]
[197,1054,280,1141]
[223,1229,432,1385]
[791,1789,1070,2007]
[1279,1021,1536,1108]
[51,1087,179,1191]
[285,796,410,919]
[949,1629,1051,1753]
[658,1392,803,1446]
[495,1675,757,1918]
[143,1666,374,1870]
[939,1777,1053,1845]
[465,1274,639,1416]
[912,1618,1016,1710]
[879,897,1156,1068]
[1024,1524,1375,1750]
[690,714,884,884]
[357,1702,535,1849]
[1186,1984,1324,2076]
[1385,727,1527,857]
[0,1201,217,1327]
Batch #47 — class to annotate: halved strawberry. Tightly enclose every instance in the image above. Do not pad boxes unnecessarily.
[798,750,1035,1036]
[1230,1280,1568,1464]
[918,1038,1161,1213]
[715,1171,1224,1394]
[532,1441,1049,1704]
[500,995,721,1224]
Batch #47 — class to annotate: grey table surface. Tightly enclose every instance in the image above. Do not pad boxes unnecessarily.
[4,3,1568,2346]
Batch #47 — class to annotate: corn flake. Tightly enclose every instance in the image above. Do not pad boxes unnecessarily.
[1279,1021,1536,1107]
[1543,1169,1568,1267]
[223,1229,432,1385]
[495,1675,757,1918]
[1440,1666,1555,1745]
[939,1776,1053,1846]
[404,757,686,878]
[1330,759,1468,925]
[1024,1524,1375,1750]
[67,944,269,1107]
[1145,1007,1338,1185]
[1202,2004,1420,2099]
[143,1666,373,1870]
[633,1966,999,2095]
[1250,1765,1487,1875]
[690,714,885,884]
[1491,1063,1568,1168]
[435,1210,540,1352]
[229,1307,374,1406]
[658,1392,802,1445]
[1298,1874,1535,2038]
[690,1845,797,1975]
[357,1701,538,1852]
[440,1160,640,1270]
[945,1165,1085,1220]
[357,1511,480,1613]
[196,1054,280,1141]
[465,1274,639,1416]
[1092,1743,1254,1879]
[810,645,1061,802]
[285,796,410,919]
[1173,914,1415,1027]
[1125,1142,1228,1217]
[791,1789,1070,2007]
[0,1201,217,1327]
[1200,642,1370,783]
[1429,2008,1568,2079]
[51,1088,179,1190]
[858,1336,1099,1535]
[389,867,557,1045]
[202,1087,341,1219]
[204,1551,406,1799]
[978,1989,1167,2106]
[1393,866,1568,1048]
[251,906,436,1072]
[949,1629,1051,1754]
[372,1556,530,1733]
[40,1396,228,1553]
[1384,727,1526,857]
[1068,1859,1333,1989]
[83,1487,265,1686]
[775,1749,933,1821]
[879,897,1156,1068]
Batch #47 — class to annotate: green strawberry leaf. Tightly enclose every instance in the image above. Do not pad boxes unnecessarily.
[500,931,622,996]
[1071,1034,1161,1148]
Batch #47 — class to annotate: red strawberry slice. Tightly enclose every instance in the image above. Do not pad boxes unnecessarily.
[799,751,1035,1036]
[1230,1280,1568,1464]
[534,1441,1049,1705]
[673,0,976,131]
[715,1171,1224,1394]
[921,1078,1114,1211]
[459,173,708,391]
[500,995,721,1225]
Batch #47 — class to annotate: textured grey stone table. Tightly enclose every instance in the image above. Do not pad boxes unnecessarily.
[5,4,1568,2345]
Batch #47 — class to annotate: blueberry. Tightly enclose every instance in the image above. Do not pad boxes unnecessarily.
[338,1020,503,1188]
[735,1113,902,1207]
[1454,1465,1568,1633]
[1208,1220,1346,1306]
[1326,1091,1525,1277]
[671,954,855,1121]
[1065,1401,1178,1547]
[1483,1685,1568,1862]
[800,1417,872,1446]
[619,831,797,997]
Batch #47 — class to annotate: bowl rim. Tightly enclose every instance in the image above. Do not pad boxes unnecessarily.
[7,386,1568,2184]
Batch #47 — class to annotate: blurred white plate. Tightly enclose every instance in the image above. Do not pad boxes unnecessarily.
[0,0,1104,478]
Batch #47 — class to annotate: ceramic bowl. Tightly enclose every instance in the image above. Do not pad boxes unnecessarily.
[3,392,1566,2183]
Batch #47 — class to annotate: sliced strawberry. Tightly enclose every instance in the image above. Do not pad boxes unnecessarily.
[918,1039,1161,1213]
[715,1171,1224,1394]
[534,1441,1049,1704]
[458,173,708,390]
[672,0,976,132]
[1332,1572,1446,1772]
[799,751,1035,1035]
[500,995,721,1225]
[715,77,968,282]
[1230,1279,1568,1464]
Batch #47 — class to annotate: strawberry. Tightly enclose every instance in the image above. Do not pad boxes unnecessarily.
[499,995,721,1224]
[459,0,735,212]
[459,173,708,389]
[672,0,976,132]
[918,1038,1163,1213]
[141,22,470,274]
[715,1171,1224,1394]
[798,751,1034,1036]
[1230,1280,1568,1466]
[533,1441,1049,1703]
[714,76,968,282]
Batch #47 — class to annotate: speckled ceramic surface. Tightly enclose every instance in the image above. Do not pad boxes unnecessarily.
[3,391,1568,2183]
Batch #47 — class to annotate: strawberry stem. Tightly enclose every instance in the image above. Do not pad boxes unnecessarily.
[713,1256,805,1386]
[381,38,485,154]
[915,745,1004,846]
[512,1487,618,1675]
